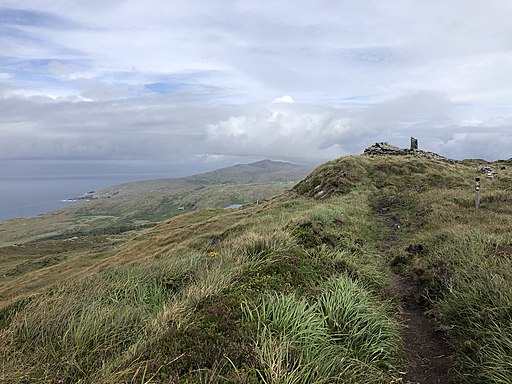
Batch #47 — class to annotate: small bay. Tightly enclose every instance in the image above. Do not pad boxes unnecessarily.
[0,174,162,222]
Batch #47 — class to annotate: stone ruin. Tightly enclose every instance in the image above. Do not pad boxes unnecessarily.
[410,137,418,150]
[363,142,403,155]
[363,141,458,163]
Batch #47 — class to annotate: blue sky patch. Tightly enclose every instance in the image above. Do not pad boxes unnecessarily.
[145,82,183,94]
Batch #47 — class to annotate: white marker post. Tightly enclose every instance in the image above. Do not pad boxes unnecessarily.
[475,177,481,208]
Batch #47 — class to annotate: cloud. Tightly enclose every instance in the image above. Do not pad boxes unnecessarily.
[0,94,225,162]
[205,101,359,161]
[78,79,147,101]
[2,1,512,108]
[0,85,510,178]
[272,95,294,104]
[46,60,85,78]
[440,128,512,161]
[358,91,454,129]
[0,0,511,177]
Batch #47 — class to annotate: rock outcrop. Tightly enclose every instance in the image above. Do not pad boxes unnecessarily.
[477,164,499,179]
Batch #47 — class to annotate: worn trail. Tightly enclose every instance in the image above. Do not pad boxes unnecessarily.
[374,197,457,383]
[396,275,456,384]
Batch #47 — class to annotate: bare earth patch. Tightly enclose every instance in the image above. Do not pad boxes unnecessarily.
[396,275,457,384]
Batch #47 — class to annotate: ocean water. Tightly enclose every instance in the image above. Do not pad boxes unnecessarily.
[0,175,156,222]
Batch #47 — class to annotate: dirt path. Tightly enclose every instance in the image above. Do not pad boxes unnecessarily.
[396,275,456,384]
[374,196,457,382]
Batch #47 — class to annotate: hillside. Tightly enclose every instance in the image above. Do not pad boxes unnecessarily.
[88,159,311,198]
[1,154,512,383]
[0,160,311,245]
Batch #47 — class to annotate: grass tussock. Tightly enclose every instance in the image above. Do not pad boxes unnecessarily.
[243,275,400,383]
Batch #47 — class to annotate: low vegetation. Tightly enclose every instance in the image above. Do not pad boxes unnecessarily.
[1,155,511,383]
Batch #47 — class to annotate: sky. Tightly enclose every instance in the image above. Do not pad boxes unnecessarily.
[1,0,512,179]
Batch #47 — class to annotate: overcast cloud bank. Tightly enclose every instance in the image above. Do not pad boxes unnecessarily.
[1,0,512,178]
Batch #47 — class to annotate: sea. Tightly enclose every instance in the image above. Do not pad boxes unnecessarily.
[0,174,166,222]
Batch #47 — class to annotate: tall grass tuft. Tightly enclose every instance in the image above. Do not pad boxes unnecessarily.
[243,293,340,384]
[243,276,401,383]
[434,243,512,384]
[229,230,295,262]
[317,276,400,369]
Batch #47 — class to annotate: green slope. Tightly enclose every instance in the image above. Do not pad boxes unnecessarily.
[1,154,511,383]
[0,160,311,245]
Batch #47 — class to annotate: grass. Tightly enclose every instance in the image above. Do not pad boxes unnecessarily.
[243,275,400,383]
[376,160,512,383]
[1,154,512,382]
[422,231,512,383]
[1,185,403,382]
[317,276,399,369]
[0,235,127,308]
[2,263,172,382]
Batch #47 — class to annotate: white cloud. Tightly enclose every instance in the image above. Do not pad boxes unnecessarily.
[440,130,512,161]
[272,95,294,104]
[460,119,483,127]
[205,101,401,161]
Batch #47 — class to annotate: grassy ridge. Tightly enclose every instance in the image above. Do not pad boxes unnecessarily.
[1,155,512,382]
[1,188,402,383]
[348,157,512,383]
